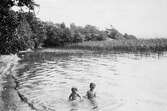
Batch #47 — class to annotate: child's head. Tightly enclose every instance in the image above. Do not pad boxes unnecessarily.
[90,82,96,90]
[71,87,78,93]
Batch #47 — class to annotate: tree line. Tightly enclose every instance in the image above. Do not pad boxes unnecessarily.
[0,0,136,54]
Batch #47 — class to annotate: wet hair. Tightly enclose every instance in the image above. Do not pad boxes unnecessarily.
[71,87,78,92]
[90,82,96,88]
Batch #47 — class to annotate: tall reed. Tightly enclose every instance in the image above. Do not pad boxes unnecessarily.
[65,39,167,52]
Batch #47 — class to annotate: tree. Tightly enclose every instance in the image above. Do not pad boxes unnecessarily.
[0,0,38,54]
[123,33,137,40]
[105,27,125,40]
[0,0,38,12]
[0,10,20,54]
[15,16,33,50]
[70,23,85,42]
[24,12,46,48]
[44,22,72,47]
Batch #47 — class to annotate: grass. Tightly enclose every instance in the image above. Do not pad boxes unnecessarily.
[64,39,167,53]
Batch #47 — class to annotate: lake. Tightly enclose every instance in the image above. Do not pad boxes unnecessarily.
[1,49,167,111]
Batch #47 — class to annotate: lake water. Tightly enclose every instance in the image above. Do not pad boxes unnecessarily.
[1,49,167,111]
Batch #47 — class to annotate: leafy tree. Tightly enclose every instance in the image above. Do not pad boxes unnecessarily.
[15,15,33,50]
[0,10,20,54]
[24,12,46,48]
[0,0,38,12]
[83,25,108,41]
[123,33,137,39]
[44,22,72,47]
[105,28,125,40]
[70,23,84,42]
[0,0,38,54]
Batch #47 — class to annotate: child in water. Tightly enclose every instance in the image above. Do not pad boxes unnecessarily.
[86,82,96,99]
[86,82,99,109]
[69,87,81,101]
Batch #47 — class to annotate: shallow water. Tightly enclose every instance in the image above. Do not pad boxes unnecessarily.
[1,50,167,111]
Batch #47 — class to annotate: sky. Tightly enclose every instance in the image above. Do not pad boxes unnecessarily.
[35,0,167,38]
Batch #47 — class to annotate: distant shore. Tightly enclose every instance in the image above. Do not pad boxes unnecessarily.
[1,38,167,56]
[63,39,167,52]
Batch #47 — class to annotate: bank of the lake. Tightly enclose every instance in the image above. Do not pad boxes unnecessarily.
[0,55,37,111]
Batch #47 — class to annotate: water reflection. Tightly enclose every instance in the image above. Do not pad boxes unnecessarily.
[14,50,167,111]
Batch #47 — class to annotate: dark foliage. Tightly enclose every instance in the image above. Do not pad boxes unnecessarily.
[0,0,39,54]
[0,11,20,54]
[43,23,71,47]
[0,0,38,11]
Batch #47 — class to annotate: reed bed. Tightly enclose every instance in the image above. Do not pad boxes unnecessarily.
[18,38,167,62]
[65,39,167,52]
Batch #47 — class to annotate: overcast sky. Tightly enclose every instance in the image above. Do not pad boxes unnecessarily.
[35,0,167,38]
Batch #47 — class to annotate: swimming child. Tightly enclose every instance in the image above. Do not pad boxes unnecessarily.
[86,82,99,109]
[69,87,81,101]
[86,82,96,99]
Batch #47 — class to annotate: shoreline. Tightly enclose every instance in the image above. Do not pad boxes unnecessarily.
[0,55,36,111]
[1,38,167,56]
